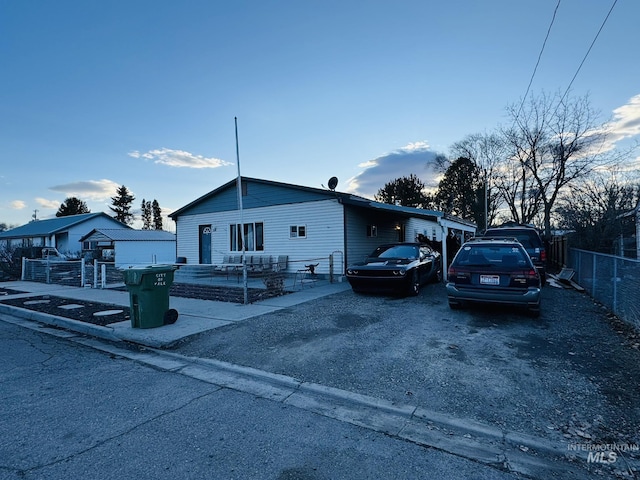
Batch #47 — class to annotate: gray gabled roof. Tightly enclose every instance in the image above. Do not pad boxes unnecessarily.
[80,228,176,243]
[0,213,129,240]
[169,176,476,229]
[169,176,339,219]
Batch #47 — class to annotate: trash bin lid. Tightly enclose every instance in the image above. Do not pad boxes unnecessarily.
[122,265,177,285]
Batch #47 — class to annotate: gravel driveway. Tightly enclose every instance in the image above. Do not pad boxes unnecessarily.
[173,282,640,456]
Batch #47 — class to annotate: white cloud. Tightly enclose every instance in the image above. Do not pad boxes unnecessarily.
[49,179,121,201]
[35,197,61,209]
[129,148,232,169]
[345,142,443,199]
[609,94,640,140]
[10,200,26,210]
[590,94,640,156]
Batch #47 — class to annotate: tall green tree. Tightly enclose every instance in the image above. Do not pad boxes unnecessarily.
[152,199,163,230]
[141,199,152,230]
[433,157,483,223]
[374,174,431,208]
[109,185,135,225]
[56,197,90,217]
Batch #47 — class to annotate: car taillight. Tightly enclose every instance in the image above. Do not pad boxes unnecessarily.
[541,250,546,262]
[448,266,470,283]
[510,269,540,286]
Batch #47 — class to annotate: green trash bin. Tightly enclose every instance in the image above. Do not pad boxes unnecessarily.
[122,265,178,328]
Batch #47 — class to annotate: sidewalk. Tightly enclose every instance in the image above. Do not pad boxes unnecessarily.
[0,280,352,347]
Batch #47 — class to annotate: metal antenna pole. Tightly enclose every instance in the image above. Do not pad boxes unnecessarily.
[235,117,248,304]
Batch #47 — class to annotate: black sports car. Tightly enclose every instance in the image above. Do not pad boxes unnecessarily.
[346,242,442,296]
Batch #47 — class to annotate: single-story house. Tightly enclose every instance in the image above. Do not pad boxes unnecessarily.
[79,228,177,268]
[0,213,130,255]
[169,177,476,279]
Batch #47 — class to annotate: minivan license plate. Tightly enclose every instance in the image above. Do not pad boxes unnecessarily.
[480,275,500,285]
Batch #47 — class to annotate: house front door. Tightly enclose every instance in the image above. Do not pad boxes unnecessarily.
[199,225,212,264]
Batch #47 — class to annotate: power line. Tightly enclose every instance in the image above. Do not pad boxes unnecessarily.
[515,0,562,121]
[558,0,618,105]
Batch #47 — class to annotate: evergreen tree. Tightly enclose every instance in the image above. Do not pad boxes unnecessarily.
[141,199,152,230]
[374,174,431,208]
[109,185,135,225]
[152,199,163,230]
[56,197,90,217]
[433,157,483,222]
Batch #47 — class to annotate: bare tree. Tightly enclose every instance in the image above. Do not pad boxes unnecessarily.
[450,133,506,229]
[502,91,611,237]
[556,170,638,253]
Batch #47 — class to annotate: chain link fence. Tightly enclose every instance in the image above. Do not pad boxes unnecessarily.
[22,259,86,287]
[569,248,640,329]
[22,259,124,288]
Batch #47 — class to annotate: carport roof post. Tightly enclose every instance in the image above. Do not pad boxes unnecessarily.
[439,216,477,281]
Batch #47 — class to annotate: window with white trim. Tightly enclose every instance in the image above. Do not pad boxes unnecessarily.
[230,222,264,251]
[290,225,306,238]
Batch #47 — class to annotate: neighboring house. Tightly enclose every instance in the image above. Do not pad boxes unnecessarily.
[618,199,640,259]
[169,177,476,278]
[79,228,177,268]
[0,213,130,255]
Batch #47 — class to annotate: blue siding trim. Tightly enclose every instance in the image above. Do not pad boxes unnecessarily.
[173,178,333,217]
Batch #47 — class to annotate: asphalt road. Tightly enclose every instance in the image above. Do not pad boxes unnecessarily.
[172,282,640,478]
[0,319,519,480]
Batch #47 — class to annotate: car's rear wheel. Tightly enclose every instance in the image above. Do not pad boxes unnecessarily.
[407,270,420,296]
[448,299,462,310]
[433,267,442,283]
[528,305,541,317]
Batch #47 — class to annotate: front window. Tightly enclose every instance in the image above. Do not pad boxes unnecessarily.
[230,222,264,251]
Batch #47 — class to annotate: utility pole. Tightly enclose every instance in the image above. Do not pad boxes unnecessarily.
[235,117,248,305]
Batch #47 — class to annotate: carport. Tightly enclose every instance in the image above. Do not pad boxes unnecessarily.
[340,196,477,279]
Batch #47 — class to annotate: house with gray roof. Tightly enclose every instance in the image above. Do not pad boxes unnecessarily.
[79,228,176,267]
[0,213,129,255]
[169,177,476,279]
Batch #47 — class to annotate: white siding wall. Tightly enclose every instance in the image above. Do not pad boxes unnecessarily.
[114,241,177,268]
[406,218,442,243]
[59,218,130,254]
[175,199,345,275]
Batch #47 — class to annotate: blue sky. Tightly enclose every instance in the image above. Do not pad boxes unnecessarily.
[1,0,639,230]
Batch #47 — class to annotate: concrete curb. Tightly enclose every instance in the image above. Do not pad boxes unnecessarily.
[0,303,120,343]
[0,309,620,478]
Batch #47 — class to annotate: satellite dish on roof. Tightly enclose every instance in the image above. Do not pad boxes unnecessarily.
[327,176,338,191]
